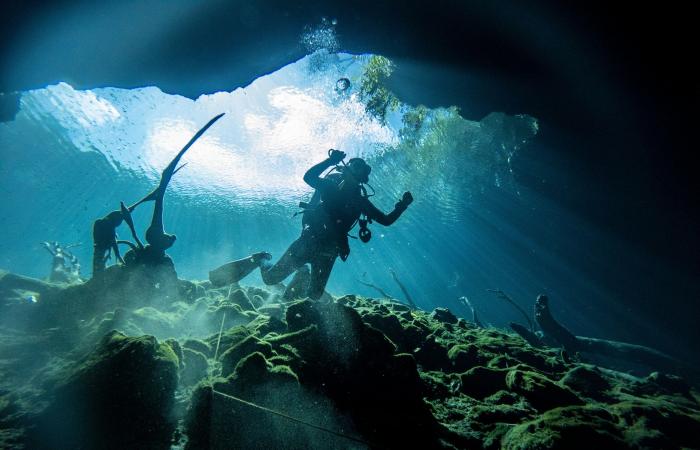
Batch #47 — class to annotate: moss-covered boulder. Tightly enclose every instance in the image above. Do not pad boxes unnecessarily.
[558,365,611,400]
[285,299,321,331]
[284,301,443,449]
[227,288,256,312]
[448,343,483,372]
[430,307,458,324]
[181,348,209,386]
[612,398,700,449]
[361,311,405,349]
[506,368,584,411]
[220,335,273,377]
[502,406,626,449]
[460,366,508,399]
[182,338,212,358]
[29,331,178,450]
[414,335,450,370]
[185,353,347,450]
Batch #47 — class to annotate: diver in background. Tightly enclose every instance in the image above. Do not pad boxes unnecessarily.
[124,113,226,265]
[41,241,70,282]
[92,210,126,276]
[209,149,413,299]
[90,113,224,274]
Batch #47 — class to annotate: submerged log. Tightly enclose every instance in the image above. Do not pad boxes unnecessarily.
[0,270,63,299]
[533,295,579,352]
[533,294,697,379]
[509,322,544,348]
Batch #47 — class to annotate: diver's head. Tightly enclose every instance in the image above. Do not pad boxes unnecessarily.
[343,158,371,184]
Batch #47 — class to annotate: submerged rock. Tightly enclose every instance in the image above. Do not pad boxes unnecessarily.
[1,274,699,450]
[505,368,584,411]
[29,331,178,450]
[460,366,508,399]
[181,348,209,386]
[502,406,626,449]
[220,335,273,377]
[430,307,458,324]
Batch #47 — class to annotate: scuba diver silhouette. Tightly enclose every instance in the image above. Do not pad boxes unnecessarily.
[91,113,225,275]
[209,149,413,299]
[92,211,126,276]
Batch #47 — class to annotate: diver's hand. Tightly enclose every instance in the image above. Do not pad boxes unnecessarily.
[328,149,346,164]
[396,191,413,210]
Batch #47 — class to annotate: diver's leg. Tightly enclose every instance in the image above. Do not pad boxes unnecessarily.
[144,190,166,247]
[308,253,337,300]
[120,202,143,248]
[282,265,311,300]
[260,239,307,285]
[92,246,106,276]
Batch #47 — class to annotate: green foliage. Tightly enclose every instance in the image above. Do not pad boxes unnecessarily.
[359,55,400,123]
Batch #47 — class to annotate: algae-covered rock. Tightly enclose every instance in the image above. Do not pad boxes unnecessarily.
[612,398,700,449]
[220,335,273,377]
[227,288,256,312]
[460,366,508,399]
[181,348,209,386]
[506,368,584,411]
[502,405,626,449]
[414,335,450,370]
[448,343,482,372]
[285,299,321,331]
[430,307,458,324]
[182,338,212,358]
[185,353,347,450]
[362,311,405,349]
[559,365,611,400]
[30,331,178,450]
[206,325,251,354]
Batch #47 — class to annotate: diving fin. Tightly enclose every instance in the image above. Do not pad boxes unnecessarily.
[209,255,261,287]
[129,113,225,210]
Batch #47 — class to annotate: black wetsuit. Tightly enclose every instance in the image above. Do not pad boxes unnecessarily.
[260,158,407,299]
[92,212,123,276]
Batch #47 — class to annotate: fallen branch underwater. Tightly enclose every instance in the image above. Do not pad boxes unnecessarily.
[510,294,699,380]
[488,289,534,331]
[389,269,418,310]
[458,296,483,328]
[356,278,395,301]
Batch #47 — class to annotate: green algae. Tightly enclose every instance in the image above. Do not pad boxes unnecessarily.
[1,269,699,449]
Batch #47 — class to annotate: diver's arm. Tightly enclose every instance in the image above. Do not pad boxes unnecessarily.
[364,192,413,226]
[303,149,346,189]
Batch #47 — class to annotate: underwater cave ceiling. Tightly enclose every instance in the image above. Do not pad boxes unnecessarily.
[1,1,698,274]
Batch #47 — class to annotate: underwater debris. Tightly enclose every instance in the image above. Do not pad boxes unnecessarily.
[459,296,483,328]
[389,268,418,309]
[488,288,534,331]
[508,294,699,382]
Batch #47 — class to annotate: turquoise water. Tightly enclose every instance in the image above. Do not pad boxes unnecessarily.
[0,49,693,362]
